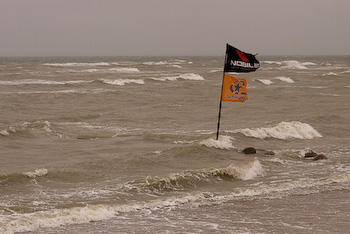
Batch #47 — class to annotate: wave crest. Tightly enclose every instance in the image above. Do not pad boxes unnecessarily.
[275,76,294,83]
[236,121,322,140]
[43,62,112,67]
[1,121,52,137]
[99,79,144,86]
[281,60,315,69]
[199,135,235,149]
[23,168,48,178]
[124,160,264,194]
[152,73,204,81]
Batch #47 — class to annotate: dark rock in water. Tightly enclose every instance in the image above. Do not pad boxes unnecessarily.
[304,150,327,160]
[242,147,275,156]
[313,154,327,160]
[304,150,318,158]
[264,150,275,156]
[243,147,257,154]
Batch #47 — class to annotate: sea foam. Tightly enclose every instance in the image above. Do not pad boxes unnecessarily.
[281,60,315,69]
[99,79,144,86]
[275,76,294,83]
[236,121,322,140]
[0,204,117,234]
[23,168,48,178]
[212,159,264,181]
[0,79,91,86]
[82,68,140,73]
[199,135,235,149]
[43,62,111,67]
[152,73,204,81]
[257,79,273,85]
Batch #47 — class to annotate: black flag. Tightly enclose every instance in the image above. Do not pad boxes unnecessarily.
[224,44,260,73]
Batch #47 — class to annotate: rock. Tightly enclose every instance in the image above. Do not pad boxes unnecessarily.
[264,150,275,156]
[243,147,257,154]
[304,150,327,160]
[304,150,318,158]
[313,154,327,160]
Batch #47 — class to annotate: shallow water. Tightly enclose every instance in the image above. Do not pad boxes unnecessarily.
[0,56,349,233]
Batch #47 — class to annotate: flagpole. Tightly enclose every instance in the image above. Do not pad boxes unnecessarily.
[216,99,222,140]
[216,45,228,140]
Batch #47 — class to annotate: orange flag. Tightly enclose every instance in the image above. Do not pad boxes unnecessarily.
[221,74,248,102]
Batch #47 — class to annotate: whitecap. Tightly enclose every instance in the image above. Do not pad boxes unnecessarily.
[23,168,48,178]
[275,76,294,83]
[143,61,169,65]
[82,68,140,73]
[0,130,10,136]
[178,73,205,81]
[0,79,91,86]
[257,79,273,85]
[199,135,235,149]
[322,72,338,76]
[169,65,182,68]
[208,69,222,73]
[262,61,282,65]
[43,62,110,67]
[152,73,204,82]
[108,68,140,73]
[0,204,117,234]
[99,79,144,86]
[281,60,315,70]
[232,159,265,180]
[236,121,322,140]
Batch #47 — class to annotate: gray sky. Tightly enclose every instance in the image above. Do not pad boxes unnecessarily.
[1,0,349,56]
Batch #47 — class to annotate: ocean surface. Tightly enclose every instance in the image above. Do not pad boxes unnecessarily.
[0,56,349,233]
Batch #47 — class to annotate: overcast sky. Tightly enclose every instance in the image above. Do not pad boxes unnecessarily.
[1,0,349,56]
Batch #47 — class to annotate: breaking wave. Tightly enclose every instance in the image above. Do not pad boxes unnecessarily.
[1,121,52,137]
[151,73,204,81]
[82,67,140,73]
[263,60,316,69]
[0,79,91,86]
[235,121,322,140]
[23,168,48,178]
[0,159,264,234]
[43,62,116,67]
[257,79,273,85]
[99,78,145,86]
[275,76,294,83]
[124,159,264,194]
[322,72,338,76]
[143,60,186,66]
[0,168,48,186]
[199,135,235,149]
[2,165,349,234]
[281,60,316,69]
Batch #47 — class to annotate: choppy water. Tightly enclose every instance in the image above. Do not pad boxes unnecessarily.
[0,56,349,233]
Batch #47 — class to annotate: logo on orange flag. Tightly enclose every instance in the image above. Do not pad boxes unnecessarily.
[221,74,248,102]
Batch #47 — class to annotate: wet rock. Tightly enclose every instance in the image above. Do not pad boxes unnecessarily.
[243,147,257,154]
[313,154,327,161]
[304,150,318,158]
[304,150,327,160]
[263,150,275,156]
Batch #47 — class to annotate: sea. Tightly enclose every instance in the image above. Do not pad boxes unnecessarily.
[0,55,349,234]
